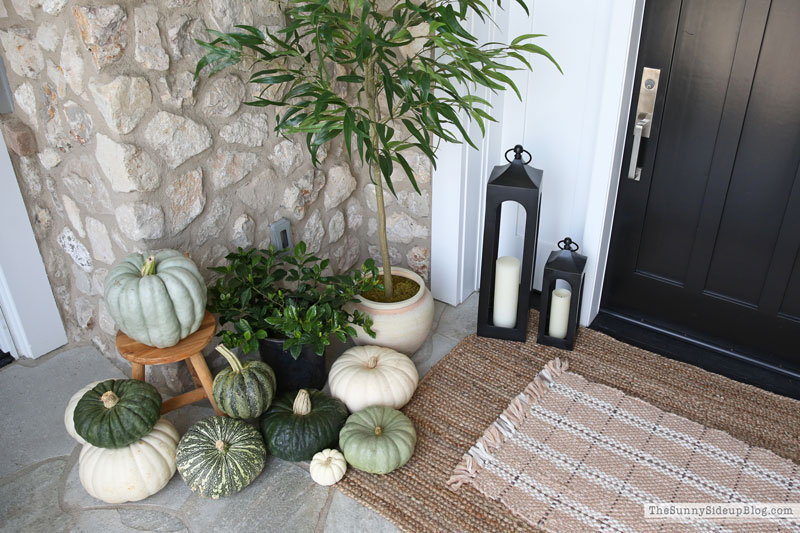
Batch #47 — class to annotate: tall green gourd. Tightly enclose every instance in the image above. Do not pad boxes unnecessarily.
[212,345,276,419]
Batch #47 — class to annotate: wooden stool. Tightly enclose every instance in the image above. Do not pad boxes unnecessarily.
[116,311,222,415]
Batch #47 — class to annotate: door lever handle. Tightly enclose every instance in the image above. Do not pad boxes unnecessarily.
[628,114,651,181]
[627,67,660,181]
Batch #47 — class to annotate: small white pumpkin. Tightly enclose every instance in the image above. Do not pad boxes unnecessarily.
[328,346,419,412]
[309,449,347,486]
[79,418,179,504]
[64,380,104,445]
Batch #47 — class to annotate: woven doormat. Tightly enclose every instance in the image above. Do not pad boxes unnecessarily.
[448,358,800,532]
[336,311,800,532]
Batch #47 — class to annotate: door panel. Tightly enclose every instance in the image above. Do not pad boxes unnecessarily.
[636,0,746,284]
[782,254,800,320]
[603,0,800,371]
[705,1,800,304]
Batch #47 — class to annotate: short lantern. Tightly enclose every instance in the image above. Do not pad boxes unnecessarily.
[477,145,542,342]
[537,237,587,350]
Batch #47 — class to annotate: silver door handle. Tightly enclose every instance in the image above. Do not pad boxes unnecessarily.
[628,115,651,181]
[627,67,660,181]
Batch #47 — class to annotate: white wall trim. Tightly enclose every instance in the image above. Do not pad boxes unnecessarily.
[431,0,531,305]
[431,0,647,325]
[0,132,67,358]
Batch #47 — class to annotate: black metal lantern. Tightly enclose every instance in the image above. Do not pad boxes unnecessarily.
[477,145,542,342]
[537,237,587,350]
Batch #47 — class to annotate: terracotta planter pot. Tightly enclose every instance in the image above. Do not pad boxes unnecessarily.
[347,267,434,355]
[258,338,325,393]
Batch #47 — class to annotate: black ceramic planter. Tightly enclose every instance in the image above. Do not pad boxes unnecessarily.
[258,338,326,392]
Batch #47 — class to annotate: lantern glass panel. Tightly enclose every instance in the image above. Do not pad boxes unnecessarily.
[497,200,527,261]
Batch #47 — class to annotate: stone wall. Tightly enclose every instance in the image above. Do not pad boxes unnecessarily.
[0,0,431,391]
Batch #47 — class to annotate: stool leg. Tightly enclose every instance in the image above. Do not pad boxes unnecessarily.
[189,352,222,415]
[184,357,203,388]
[131,363,145,381]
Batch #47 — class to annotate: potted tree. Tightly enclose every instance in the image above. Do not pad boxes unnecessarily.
[196,0,559,353]
[207,243,380,391]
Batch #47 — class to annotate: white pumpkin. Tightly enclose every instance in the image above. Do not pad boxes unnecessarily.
[79,418,179,504]
[309,449,347,486]
[64,380,104,445]
[328,346,419,412]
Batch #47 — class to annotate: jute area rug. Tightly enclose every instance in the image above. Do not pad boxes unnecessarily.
[335,311,800,532]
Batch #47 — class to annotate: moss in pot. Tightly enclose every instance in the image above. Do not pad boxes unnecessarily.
[207,243,381,391]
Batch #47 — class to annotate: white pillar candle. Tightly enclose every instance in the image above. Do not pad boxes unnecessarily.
[492,256,521,328]
[548,288,572,339]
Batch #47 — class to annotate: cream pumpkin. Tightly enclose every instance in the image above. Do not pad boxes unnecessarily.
[64,380,104,445]
[79,418,179,504]
[328,346,419,412]
[309,449,347,486]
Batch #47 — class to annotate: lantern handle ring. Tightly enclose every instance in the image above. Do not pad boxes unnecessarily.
[505,145,532,164]
[558,237,579,252]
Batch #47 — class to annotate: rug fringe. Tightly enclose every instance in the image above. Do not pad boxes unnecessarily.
[447,357,568,491]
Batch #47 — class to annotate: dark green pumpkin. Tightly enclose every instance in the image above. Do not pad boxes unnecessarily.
[260,389,348,462]
[73,379,162,448]
[176,416,266,499]
[212,345,276,419]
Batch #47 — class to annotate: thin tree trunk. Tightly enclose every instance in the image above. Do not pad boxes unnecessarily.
[365,60,394,298]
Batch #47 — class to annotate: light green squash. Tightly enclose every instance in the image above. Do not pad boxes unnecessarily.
[104,250,207,348]
[339,406,416,474]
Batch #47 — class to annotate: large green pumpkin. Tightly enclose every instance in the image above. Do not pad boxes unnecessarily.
[73,379,162,449]
[212,345,276,419]
[104,250,207,348]
[176,416,266,499]
[339,406,417,474]
[260,389,348,462]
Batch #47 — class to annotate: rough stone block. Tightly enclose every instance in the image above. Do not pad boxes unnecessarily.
[2,118,37,156]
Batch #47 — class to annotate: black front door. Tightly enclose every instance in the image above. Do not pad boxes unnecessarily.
[603,0,800,374]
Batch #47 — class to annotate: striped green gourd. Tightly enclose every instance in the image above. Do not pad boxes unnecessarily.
[260,389,348,462]
[104,250,207,348]
[339,406,417,474]
[176,416,266,499]
[73,379,162,449]
[212,345,276,419]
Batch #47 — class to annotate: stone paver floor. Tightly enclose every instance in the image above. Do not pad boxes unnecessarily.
[0,293,478,533]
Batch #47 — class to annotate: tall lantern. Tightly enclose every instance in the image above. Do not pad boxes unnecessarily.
[537,237,587,350]
[477,145,542,342]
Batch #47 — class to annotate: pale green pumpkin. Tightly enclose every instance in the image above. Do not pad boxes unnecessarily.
[339,406,416,475]
[104,250,207,348]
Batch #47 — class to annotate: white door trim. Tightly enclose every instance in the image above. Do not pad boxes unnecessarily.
[579,0,646,324]
[0,132,67,358]
[431,0,646,324]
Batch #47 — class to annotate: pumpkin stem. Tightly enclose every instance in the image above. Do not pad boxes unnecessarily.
[101,390,119,409]
[215,439,229,453]
[215,345,244,374]
[140,255,157,276]
[374,426,383,436]
[366,356,379,369]
[293,389,312,416]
